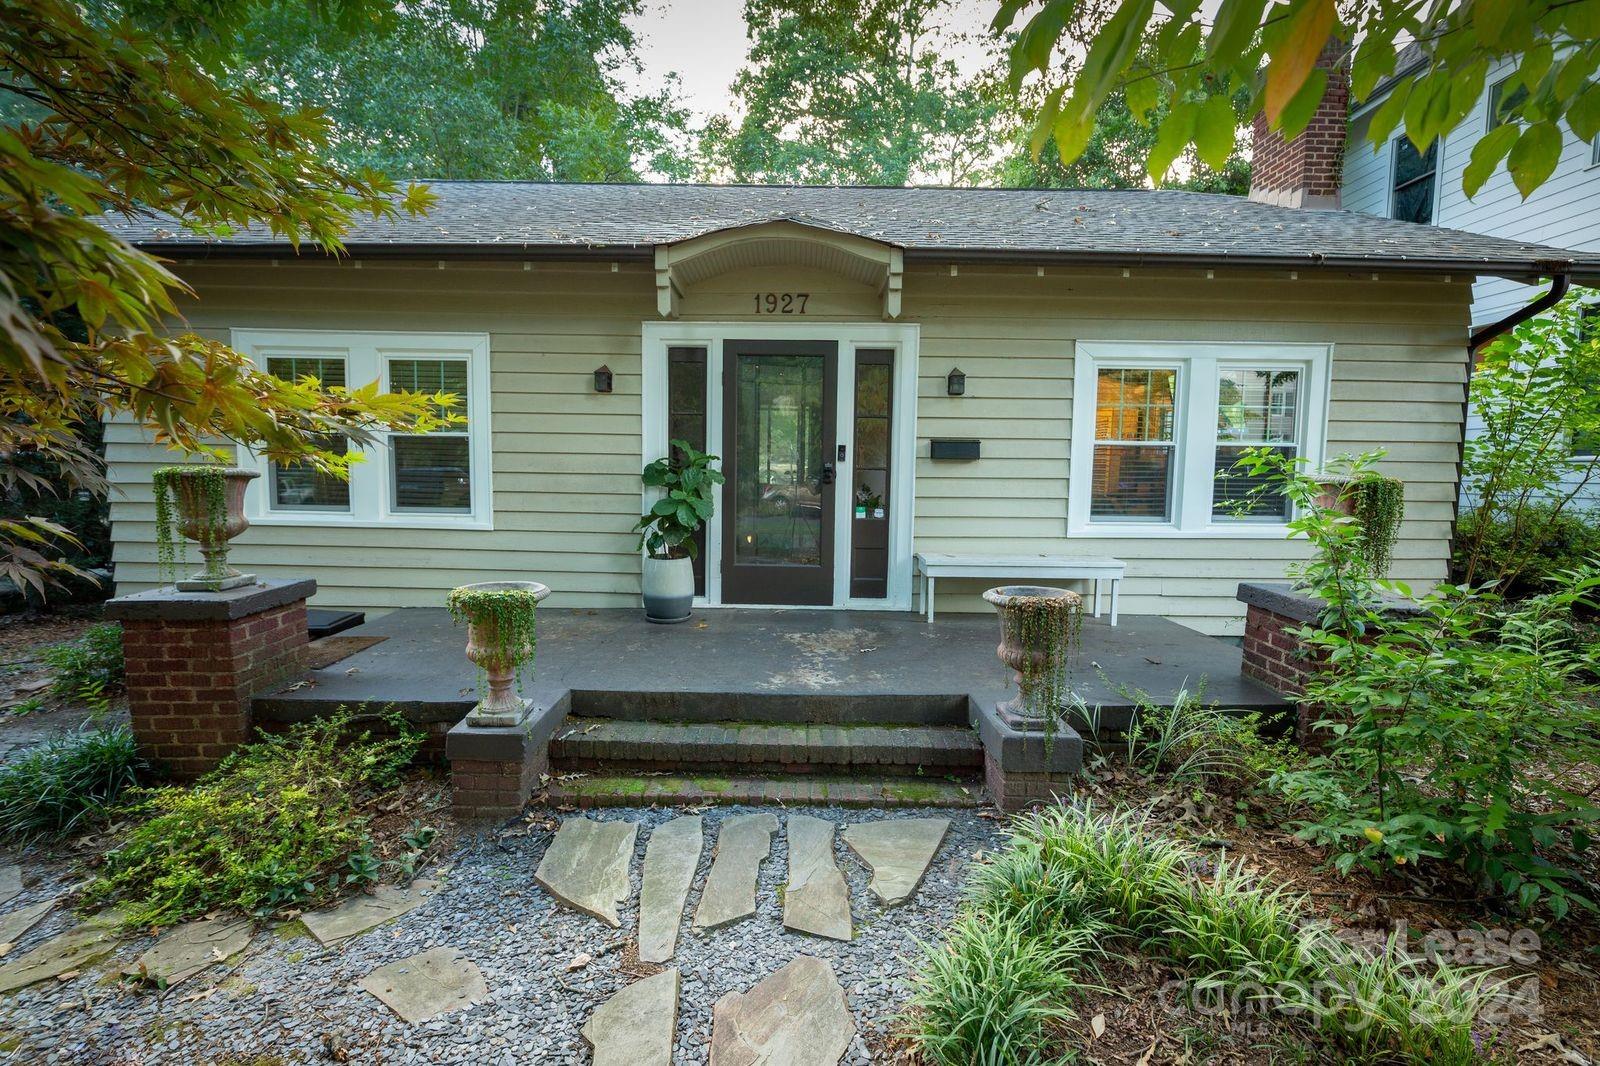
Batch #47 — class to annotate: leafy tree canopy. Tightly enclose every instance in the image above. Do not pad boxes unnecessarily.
[1000,43,1252,192]
[1,0,454,596]
[226,0,695,182]
[702,0,1249,191]
[702,0,1012,185]
[995,0,1600,198]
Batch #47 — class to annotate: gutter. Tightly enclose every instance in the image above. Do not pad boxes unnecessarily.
[143,240,1599,285]
[1468,273,1571,353]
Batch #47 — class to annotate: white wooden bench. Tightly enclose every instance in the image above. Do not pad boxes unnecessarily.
[914,553,1127,626]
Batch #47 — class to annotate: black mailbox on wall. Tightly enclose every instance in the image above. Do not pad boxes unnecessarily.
[930,438,980,461]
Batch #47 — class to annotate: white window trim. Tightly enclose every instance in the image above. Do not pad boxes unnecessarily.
[641,320,919,611]
[231,328,494,530]
[1068,341,1331,538]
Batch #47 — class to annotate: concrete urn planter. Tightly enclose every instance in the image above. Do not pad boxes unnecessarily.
[642,555,694,624]
[159,467,260,591]
[451,580,551,727]
[983,585,1083,730]
[1311,474,1359,517]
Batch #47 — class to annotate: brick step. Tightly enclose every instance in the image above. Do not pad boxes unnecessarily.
[548,717,983,776]
[546,771,980,809]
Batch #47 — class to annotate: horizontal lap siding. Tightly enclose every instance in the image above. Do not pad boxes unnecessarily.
[107,258,1472,634]
[902,264,1471,636]
[108,260,657,610]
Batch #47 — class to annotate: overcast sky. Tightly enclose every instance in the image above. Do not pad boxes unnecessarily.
[623,0,1002,123]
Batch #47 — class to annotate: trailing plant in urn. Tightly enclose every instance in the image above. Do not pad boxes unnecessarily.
[983,586,1084,742]
[1349,472,1404,577]
[151,465,260,590]
[447,582,550,727]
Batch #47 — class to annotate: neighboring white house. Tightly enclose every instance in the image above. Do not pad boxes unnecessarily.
[1339,49,1600,507]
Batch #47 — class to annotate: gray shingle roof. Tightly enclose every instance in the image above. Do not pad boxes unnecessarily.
[104,181,1600,280]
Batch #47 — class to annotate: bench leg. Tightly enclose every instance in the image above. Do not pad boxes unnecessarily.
[926,575,936,623]
[1091,578,1101,618]
[1110,579,1120,627]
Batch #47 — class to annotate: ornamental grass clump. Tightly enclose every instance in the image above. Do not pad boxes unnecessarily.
[0,725,144,842]
[85,710,424,928]
[907,803,1510,1066]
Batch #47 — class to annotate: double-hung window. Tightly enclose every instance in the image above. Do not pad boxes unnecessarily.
[1070,342,1328,535]
[233,329,492,528]
[1212,368,1303,521]
[1090,367,1179,521]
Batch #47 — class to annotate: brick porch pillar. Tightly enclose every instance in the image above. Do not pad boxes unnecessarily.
[444,692,567,823]
[105,579,315,779]
[970,699,1084,812]
[1236,581,1422,746]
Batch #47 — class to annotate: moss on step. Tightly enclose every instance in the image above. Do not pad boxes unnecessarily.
[548,772,978,807]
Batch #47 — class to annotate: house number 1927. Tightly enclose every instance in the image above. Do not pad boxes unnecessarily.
[753,292,809,314]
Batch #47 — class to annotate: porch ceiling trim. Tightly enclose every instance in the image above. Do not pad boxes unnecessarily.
[653,219,904,320]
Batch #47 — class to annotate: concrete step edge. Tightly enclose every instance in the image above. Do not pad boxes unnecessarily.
[550,718,982,765]
[545,771,982,809]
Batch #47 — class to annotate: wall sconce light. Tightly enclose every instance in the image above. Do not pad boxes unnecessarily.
[593,365,613,393]
[947,367,966,396]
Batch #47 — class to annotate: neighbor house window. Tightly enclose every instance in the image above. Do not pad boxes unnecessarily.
[232,330,492,528]
[1391,137,1438,223]
[1487,75,1529,129]
[1070,343,1328,535]
[1090,367,1178,520]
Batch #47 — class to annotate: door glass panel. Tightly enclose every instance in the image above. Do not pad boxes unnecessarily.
[733,354,825,566]
[667,346,708,594]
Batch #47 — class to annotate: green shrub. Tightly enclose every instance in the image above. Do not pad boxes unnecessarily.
[85,710,424,928]
[42,622,124,712]
[1452,504,1600,599]
[907,804,1510,1065]
[1238,447,1600,922]
[0,725,145,841]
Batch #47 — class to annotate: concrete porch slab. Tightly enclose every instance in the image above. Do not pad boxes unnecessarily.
[252,608,1286,723]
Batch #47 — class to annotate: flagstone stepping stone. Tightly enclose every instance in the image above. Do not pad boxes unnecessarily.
[709,956,855,1066]
[125,915,253,987]
[357,946,487,1024]
[581,967,679,1066]
[782,815,851,942]
[841,817,949,906]
[694,813,779,931]
[0,866,20,907]
[301,879,439,947]
[0,900,56,955]
[0,917,116,994]
[638,816,702,964]
[534,817,637,927]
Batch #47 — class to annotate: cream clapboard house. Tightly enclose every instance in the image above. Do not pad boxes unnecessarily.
[99,184,1600,635]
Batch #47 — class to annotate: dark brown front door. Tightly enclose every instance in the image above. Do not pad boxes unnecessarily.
[721,340,837,605]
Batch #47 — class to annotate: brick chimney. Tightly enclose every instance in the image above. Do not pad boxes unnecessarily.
[1247,40,1349,210]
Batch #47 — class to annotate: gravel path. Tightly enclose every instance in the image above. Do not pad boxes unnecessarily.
[0,804,1002,1064]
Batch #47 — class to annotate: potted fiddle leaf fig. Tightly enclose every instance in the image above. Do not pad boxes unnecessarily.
[635,440,723,624]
